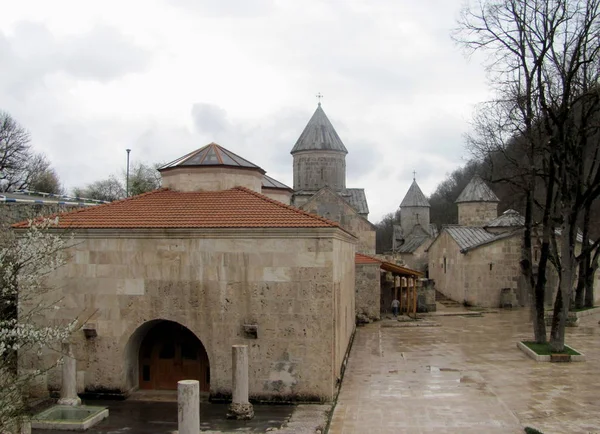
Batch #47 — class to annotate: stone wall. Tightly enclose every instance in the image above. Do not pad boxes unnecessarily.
[299,188,375,254]
[261,189,292,205]
[332,238,356,380]
[293,151,346,191]
[25,228,356,403]
[400,206,430,238]
[457,202,498,226]
[355,263,380,321]
[428,231,521,308]
[161,167,263,192]
[0,203,83,227]
[396,239,432,273]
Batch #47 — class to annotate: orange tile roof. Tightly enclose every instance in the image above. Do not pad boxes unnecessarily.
[12,187,341,230]
[355,253,381,265]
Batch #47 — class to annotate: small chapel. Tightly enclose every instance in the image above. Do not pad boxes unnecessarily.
[427,175,600,308]
[14,102,385,404]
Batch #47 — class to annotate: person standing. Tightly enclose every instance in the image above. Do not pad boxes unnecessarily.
[391,298,400,317]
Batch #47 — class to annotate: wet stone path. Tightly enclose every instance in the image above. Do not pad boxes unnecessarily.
[329,309,600,434]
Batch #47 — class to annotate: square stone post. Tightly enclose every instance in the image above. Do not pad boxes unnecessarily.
[177,380,200,434]
[57,342,81,406]
[227,345,254,420]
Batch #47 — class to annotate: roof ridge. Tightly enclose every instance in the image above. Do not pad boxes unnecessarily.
[12,189,166,228]
[231,186,343,229]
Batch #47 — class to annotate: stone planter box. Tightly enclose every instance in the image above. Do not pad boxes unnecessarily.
[544,306,600,327]
[517,341,586,363]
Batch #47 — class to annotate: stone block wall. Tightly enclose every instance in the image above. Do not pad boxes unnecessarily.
[457,202,498,226]
[299,188,375,254]
[400,206,430,238]
[161,167,263,192]
[25,228,356,403]
[0,203,83,227]
[355,263,381,321]
[293,151,346,191]
[261,189,292,205]
[429,231,522,308]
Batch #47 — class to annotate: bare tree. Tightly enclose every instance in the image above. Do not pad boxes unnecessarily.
[126,162,162,197]
[0,112,63,194]
[455,0,600,350]
[73,176,125,202]
[0,112,32,192]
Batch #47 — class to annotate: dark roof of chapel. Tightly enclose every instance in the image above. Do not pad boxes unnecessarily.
[455,175,500,203]
[400,180,430,208]
[290,104,348,155]
[262,175,293,191]
[340,188,369,215]
[159,143,265,174]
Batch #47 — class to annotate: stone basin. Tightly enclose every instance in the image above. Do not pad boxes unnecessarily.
[32,405,108,431]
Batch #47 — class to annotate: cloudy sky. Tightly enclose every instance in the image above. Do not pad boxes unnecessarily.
[0,0,491,222]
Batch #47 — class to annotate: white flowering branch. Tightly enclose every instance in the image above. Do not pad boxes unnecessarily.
[0,218,75,431]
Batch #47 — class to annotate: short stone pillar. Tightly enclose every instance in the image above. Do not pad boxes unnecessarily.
[177,380,200,434]
[227,345,254,420]
[57,342,81,406]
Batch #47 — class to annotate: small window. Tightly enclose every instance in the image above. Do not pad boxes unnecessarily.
[443,257,447,274]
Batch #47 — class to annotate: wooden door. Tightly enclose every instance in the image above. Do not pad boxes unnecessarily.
[139,322,209,391]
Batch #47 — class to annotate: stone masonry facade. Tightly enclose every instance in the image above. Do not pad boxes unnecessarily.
[24,228,356,403]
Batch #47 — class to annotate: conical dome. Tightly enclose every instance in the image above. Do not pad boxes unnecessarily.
[290,104,348,154]
[400,180,430,208]
[455,175,499,203]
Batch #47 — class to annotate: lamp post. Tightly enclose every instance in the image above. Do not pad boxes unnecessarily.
[126,149,131,197]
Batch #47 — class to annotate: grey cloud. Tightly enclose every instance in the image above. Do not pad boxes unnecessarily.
[168,0,274,17]
[59,25,151,81]
[346,142,382,180]
[0,22,151,94]
[191,103,231,135]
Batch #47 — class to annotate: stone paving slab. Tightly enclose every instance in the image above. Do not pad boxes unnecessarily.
[328,309,600,434]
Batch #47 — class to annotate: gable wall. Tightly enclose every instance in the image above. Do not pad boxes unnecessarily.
[428,231,466,304]
[300,191,375,254]
[429,232,522,307]
[397,238,433,273]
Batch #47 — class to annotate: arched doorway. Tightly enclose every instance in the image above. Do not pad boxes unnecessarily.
[138,321,210,391]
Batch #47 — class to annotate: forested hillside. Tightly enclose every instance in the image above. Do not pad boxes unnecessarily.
[375,153,600,253]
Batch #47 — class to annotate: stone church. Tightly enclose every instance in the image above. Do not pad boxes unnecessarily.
[290,103,375,254]
[392,178,438,272]
[427,175,600,308]
[15,104,381,404]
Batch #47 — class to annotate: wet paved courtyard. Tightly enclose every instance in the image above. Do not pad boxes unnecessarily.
[33,308,599,433]
[32,400,296,433]
[329,308,600,434]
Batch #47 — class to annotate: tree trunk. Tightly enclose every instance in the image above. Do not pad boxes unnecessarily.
[575,258,587,309]
[585,260,598,307]
[575,201,592,309]
[550,217,576,352]
[549,287,563,343]
[522,190,546,343]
